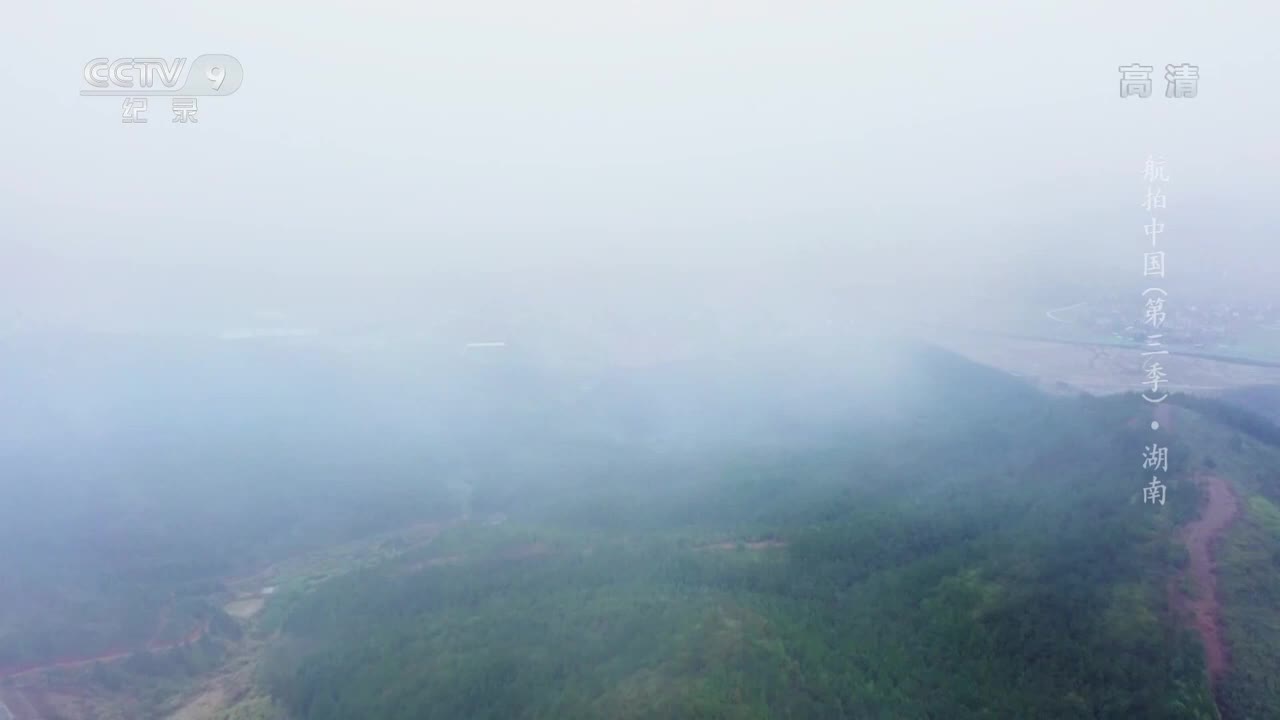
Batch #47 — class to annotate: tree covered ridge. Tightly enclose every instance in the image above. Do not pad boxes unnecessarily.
[263,353,1230,720]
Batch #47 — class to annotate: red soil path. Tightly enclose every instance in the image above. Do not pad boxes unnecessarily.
[1179,474,1240,683]
[0,621,206,682]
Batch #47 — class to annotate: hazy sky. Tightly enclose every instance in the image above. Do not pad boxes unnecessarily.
[2,1,1277,333]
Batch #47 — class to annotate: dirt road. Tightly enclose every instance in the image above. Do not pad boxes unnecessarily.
[0,622,206,682]
[1180,474,1239,683]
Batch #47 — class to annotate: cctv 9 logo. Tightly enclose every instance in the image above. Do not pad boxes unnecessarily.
[81,54,243,96]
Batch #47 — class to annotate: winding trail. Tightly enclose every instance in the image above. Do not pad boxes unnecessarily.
[0,621,206,682]
[1179,474,1240,684]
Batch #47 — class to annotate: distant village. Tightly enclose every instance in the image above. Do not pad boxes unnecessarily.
[1080,294,1280,349]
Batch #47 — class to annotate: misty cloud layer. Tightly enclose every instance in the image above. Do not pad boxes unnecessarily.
[2,1,1277,337]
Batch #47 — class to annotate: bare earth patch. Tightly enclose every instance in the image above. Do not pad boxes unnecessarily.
[166,685,230,720]
[164,668,255,720]
[223,598,266,619]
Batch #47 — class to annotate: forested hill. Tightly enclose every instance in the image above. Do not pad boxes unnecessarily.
[261,345,1239,719]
